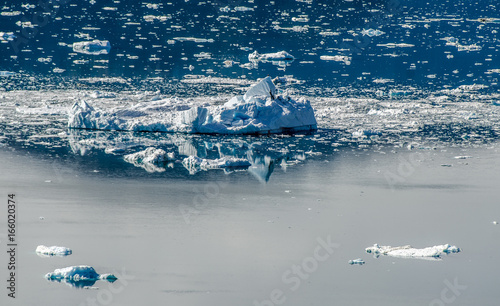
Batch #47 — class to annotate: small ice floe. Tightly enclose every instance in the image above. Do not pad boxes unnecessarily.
[377,43,414,48]
[352,129,382,138]
[361,28,385,37]
[249,51,295,62]
[0,71,16,77]
[72,40,111,55]
[36,245,72,257]
[348,258,365,265]
[454,156,472,159]
[182,156,251,174]
[320,55,351,65]
[0,32,16,41]
[68,76,317,134]
[90,91,116,99]
[45,266,117,288]
[365,244,460,260]
[440,164,452,167]
[124,147,175,173]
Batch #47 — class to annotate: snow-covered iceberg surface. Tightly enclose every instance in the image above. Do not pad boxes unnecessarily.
[72,40,111,55]
[45,266,117,288]
[68,76,317,134]
[36,245,72,257]
[365,244,460,259]
[248,51,295,61]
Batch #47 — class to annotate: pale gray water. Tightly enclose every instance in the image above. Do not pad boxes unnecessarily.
[1,142,499,306]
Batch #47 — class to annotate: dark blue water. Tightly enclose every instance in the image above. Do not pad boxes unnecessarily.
[1,0,499,90]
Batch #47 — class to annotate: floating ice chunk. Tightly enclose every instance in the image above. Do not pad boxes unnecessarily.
[352,129,382,137]
[90,91,116,99]
[68,77,317,134]
[0,71,16,77]
[182,156,251,174]
[72,40,111,55]
[454,156,472,159]
[249,51,295,61]
[36,245,72,256]
[0,32,16,41]
[361,28,385,37]
[377,43,414,48]
[348,258,365,265]
[45,266,117,281]
[366,244,460,259]
[320,55,351,65]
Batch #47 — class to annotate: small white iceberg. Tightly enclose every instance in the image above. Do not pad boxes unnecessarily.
[0,32,15,41]
[73,40,111,55]
[249,51,295,61]
[45,265,117,282]
[68,76,317,134]
[36,245,72,257]
[361,28,385,37]
[365,244,460,259]
[348,258,365,265]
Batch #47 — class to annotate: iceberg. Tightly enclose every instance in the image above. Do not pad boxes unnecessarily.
[36,245,72,257]
[0,32,15,41]
[72,40,111,55]
[249,51,295,61]
[45,266,117,288]
[365,244,460,259]
[68,76,317,134]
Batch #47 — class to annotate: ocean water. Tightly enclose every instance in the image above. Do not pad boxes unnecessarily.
[1,0,500,305]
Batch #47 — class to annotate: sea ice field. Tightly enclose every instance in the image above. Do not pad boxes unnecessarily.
[1,0,500,305]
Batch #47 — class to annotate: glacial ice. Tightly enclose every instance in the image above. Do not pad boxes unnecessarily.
[348,258,365,265]
[36,245,72,256]
[72,40,111,55]
[249,51,295,61]
[68,76,317,134]
[365,244,460,259]
[45,266,117,282]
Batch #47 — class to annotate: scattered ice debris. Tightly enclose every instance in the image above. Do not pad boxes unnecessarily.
[348,258,365,265]
[182,156,251,174]
[45,266,117,282]
[361,28,385,37]
[320,55,351,65]
[0,32,16,41]
[352,129,382,137]
[249,51,295,61]
[124,147,175,173]
[72,40,111,55]
[365,244,460,259]
[68,77,317,134]
[36,245,72,257]
[173,37,214,43]
[90,91,116,99]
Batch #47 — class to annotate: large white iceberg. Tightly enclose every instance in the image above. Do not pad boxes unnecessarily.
[68,76,317,134]
[72,40,111,55]
[36,245,72,257]
[45,265,117,281]
[365,244,460,259]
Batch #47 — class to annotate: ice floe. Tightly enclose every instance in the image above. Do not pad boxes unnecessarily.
[249,51,295,62]
[348,258,365,265]
[45,265,117,288]
[361,28,385,37]
[68,76,317,134]
[0,32,15,41]
[72,40,111,55]
[36,245,72,257]
[365,244,460,259]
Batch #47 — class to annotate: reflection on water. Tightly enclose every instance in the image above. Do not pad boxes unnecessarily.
[45,277,117,289]
[67,129,326,182]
